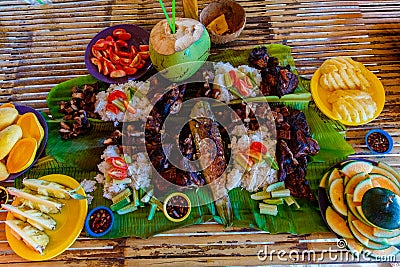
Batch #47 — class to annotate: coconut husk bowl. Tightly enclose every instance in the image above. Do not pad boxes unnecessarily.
[200,0,246,45]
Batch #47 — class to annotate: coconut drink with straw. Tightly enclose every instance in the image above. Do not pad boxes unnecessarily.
[149,0,211,82]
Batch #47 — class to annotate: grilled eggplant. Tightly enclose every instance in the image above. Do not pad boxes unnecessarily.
[5,219,49,255]
[7,187,64,214]
[189,101,233,227]
[2,204,57,231]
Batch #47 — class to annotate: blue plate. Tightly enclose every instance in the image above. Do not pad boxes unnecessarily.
[5,105,48,182]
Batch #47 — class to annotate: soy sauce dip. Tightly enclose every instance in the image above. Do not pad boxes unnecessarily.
[365,129,393,154]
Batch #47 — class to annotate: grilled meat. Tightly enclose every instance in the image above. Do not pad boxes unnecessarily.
[273,105,319,201]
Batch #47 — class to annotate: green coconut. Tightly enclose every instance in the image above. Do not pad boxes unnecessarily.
[149,18,211,82]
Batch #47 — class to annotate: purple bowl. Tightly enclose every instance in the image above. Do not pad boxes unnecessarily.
[5,105,48,182]
[84,24,152,84]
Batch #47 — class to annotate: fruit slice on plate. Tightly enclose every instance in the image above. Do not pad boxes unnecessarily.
[377,161,400,184]
[365,246,400,258]
[351,219,387,244]
[341,160,373,178]
[370,165,400,187]
[348,213,391,250]
[344,172,369,195]
[373,227,400,238]
[325,206,352,239]
[329,178,347,216]
[17,112,45,144]
[346,194,373,227]
[345,238,364,256]
[6,137,38,174]
[353,178,373,203]
[370,174,400,195]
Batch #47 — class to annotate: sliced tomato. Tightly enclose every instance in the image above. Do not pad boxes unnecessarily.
[90,57,103,73]
[107,90,127,103]
[108,167,128,180]
[250,141,268,154]
[112,28,126,37]
[130,45,138,55]
[129,53,141,68]
[117,51,132,58]
[105,35,114,42]
[123,66,137,75]
[91,46,103,59]
[139,44,149,51]
[237,79,251,97]
[110,69,126,78]
[106,157,128,170]
[106,103,119,114]
[116,39,128,48]
[138,51,150,59]
[118,32,131,41]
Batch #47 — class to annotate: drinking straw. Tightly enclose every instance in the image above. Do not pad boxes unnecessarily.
[172,0,176,34]
[158,0,175,34]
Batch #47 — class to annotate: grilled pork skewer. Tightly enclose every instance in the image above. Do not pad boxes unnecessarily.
[189,101,233,227]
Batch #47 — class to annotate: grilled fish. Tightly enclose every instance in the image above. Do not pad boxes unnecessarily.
[189,101,233,227]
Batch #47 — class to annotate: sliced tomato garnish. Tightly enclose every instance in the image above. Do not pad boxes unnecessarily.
[106,103,119,114]
[107,90,127,103]
[139,44,149,52]
[129,53,141,68]
[237,79,251,97]
[112,28,126,37]
[108,167,128,180]
[118,32,131,41]
[250,141,268,155]
[106,157,128,170]
[105,35,114,42]
[119,57,133,66]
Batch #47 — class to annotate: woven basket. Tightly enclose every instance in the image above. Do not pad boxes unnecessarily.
[200,0,246,45]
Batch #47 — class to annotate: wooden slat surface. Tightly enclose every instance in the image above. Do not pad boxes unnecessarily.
[1,0,400,265]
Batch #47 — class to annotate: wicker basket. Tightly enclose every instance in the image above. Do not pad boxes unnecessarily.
[200,0,246,45]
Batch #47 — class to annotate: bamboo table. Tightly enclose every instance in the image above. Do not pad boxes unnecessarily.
[0,0,399,265]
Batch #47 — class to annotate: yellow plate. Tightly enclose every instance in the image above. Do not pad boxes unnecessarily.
[310,67,385,126]
[5,174,88,261]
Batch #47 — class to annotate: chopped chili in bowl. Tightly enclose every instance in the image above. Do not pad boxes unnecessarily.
[85,206,114,237]
[365,129,393,154]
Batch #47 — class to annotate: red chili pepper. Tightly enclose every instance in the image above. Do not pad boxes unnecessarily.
[107,90,127,103]
[118,32,131,41]
[250,142,268,154]
[112,28,126,37]
[106,103,119,114]
[108,167,128,180]
[106,157,128,170]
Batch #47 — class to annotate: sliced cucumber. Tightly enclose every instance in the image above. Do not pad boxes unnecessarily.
[266,181,285,192]
[251,191,271,200]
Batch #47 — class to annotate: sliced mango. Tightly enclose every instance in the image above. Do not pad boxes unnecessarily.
[6,137,38,173]
[17,112,44,144]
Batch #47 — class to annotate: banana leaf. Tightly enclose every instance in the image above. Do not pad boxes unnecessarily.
[30,45,354,238]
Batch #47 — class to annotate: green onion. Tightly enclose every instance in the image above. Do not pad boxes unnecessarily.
[250,191,271,200]
[147,203,158,220]
[266,181,285,192]
[271,189,291,198]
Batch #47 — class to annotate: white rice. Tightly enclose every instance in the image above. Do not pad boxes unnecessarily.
[80,179,97,193]
[94,80,152,124]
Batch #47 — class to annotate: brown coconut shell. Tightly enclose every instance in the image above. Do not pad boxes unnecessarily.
[200,0,246,44]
